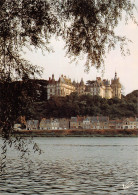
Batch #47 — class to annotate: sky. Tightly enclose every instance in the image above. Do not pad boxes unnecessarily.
[23,2,138,95]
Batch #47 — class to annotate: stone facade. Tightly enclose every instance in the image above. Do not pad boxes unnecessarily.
[122,118,137,129]
[39,118,60,130]
[16,116,138,130]
[111,72,122,99]
[87,72,121,99]
[47,74,75,99]
[59,118,70,129]
[26,120,39,130]
[39,118,47,130]
[73,79,86,95]
[47,72,122,99]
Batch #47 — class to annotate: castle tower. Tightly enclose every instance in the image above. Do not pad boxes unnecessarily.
[80,78,84,86]
[111,72,122,99]
[77,78,85,95]
[104,80,112,99]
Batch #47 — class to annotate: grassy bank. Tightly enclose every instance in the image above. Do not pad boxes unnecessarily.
[10,129,138,137]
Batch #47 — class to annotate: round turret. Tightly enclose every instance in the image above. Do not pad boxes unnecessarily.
[80,78,84,86]
[111,72,122,99]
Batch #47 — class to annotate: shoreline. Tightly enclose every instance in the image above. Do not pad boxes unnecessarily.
[9,129,138,137]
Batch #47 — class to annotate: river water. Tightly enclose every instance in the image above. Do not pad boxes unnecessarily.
[0,137,138,194]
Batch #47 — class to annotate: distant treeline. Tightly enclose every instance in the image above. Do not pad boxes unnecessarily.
[0,80,137,122]
[29,91,137,120]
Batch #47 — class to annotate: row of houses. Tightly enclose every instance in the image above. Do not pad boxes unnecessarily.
[14,116,138,130]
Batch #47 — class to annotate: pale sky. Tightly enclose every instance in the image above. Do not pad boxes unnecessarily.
[23,2,138,95]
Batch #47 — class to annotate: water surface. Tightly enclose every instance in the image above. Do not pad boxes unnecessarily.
[0,137,138,194]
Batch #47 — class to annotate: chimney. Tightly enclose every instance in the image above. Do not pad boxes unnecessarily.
[52,74,54,80]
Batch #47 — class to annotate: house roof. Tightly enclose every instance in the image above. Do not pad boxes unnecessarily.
[77,116,84,122]
[90,116,109,122]
[70,117,78,122]
[52,119,59,122]
[27,120,39,125]
[123,117,136,122]
[83,117,90,121]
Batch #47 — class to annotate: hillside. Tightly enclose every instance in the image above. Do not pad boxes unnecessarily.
[126,90,138,103]
[0,80,137,122]
[24,82,138,120]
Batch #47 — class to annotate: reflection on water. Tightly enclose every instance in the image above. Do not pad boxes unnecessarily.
[0,137,138,194]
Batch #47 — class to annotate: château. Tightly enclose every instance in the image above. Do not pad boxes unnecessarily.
[47,72,122,99]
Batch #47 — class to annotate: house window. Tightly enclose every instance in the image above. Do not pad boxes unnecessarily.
[50,89,52,92]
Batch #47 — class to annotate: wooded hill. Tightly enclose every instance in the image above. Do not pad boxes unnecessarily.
[0,80,137,121]
[30,90,138,120]
[19,80,138,120]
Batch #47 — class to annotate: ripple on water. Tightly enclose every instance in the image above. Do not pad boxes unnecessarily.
[0,137,137,194]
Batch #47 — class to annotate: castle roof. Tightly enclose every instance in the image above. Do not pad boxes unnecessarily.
[111,72,121,87]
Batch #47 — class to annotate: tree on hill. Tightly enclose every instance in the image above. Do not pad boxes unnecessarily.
[126,90,138,103]
[27,92,137,120]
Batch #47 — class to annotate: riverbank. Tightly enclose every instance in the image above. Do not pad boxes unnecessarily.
[11,129,138,137]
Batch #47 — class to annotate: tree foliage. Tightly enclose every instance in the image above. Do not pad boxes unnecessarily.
[0,80,40,138]
[57,0,137,70]
[0,0,137,77]
[21,88,138,120]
